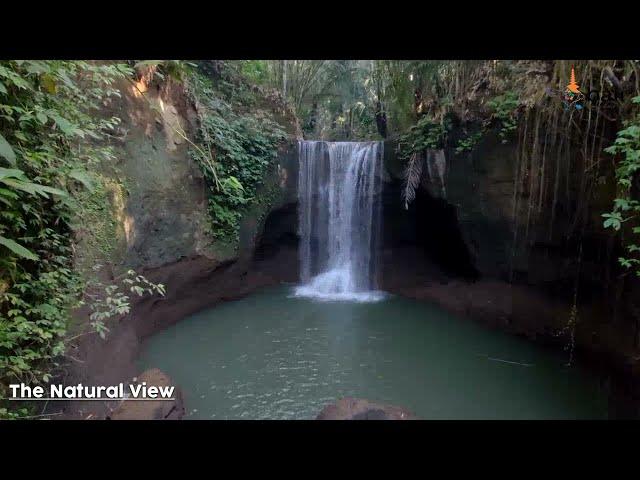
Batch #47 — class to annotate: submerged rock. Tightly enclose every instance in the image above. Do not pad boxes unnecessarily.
[109,368,184,420]
[316,397,418,420]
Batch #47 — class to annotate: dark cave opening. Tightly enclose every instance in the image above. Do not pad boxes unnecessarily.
[254,202,299,261]
[380,180,479,283]
[252,202,299,282]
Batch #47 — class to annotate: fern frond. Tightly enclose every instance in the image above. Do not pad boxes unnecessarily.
[402,151,423,210]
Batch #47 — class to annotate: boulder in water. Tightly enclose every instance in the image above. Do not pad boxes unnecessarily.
[316,397,418,420]
[108,368,184,420]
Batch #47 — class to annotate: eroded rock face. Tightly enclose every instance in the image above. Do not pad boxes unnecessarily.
[95,72,301,271]
[380,132,640,379]
[89,75,216,271]
[382,135,515,280]
[316,397,418,420]
[109,368,184,420]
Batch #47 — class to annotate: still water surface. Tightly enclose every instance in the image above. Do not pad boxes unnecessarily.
[137,285,608,419]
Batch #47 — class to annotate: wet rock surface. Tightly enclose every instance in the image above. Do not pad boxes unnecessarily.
[316,397,418,420]
[108,369,184,420]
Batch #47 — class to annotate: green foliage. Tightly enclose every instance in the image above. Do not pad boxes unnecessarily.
[0,60,132,403]
[234,61,270,86]
[378,60,449,133]
[397,116,448,159]
[303,61,381,140]
[185,69,287,243]
[0,133,16,164]
[602,95,640,276]
[455,131,484,154]
[0,406,30,419]
[231,60,386,140]
[487,91,519,143]
[82,266,165,339]
[233,60,518,141]
[396,115,451,210]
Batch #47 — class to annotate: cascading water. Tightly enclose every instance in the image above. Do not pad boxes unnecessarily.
[294,140,385,302]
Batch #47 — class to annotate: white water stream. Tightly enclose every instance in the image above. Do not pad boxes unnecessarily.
[294,141,384,302]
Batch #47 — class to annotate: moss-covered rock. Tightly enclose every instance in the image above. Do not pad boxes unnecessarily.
[78,63,301,277]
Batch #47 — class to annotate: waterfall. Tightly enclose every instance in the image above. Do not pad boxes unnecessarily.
[294,140,385,302]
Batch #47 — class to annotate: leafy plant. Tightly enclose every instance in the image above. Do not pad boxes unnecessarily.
[185,68,287,243]
[0,406,29,419]
[398,116,448,156]
[455,131,483,154]
[82,266,165,339]
[0,60,132,406]
[234,61,270,86]
[397,116,449,209]
[602,95,640,276]
[487,91,519,143]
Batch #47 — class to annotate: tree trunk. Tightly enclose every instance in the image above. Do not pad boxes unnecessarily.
[375,101,387,138]
[282,60,287,97]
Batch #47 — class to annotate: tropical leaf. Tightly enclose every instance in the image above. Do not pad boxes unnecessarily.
[0,187,19,199]
[51,114,75,136]
[0,235,38,260]
[0,167,26,180]
[0,167,67,198]
[37,185,67,197]
[0,133,16,165]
